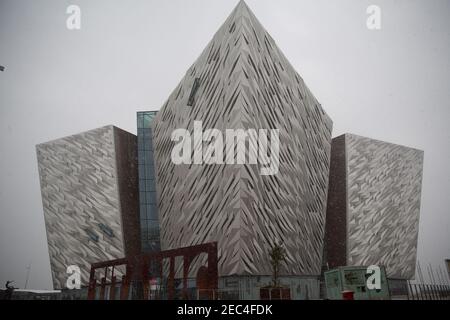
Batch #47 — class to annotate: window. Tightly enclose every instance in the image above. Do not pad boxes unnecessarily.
[187,78,201,106]
[85,228,99,242]
[98,223,114,238]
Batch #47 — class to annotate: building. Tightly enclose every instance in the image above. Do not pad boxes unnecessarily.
[151,1,332,298]
[137,111,161,252]
[324,133,424,280]
[0,288,90,300]
[446,259,450,282]
[36,125,140,289]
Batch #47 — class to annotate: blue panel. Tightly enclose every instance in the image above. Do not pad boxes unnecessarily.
[148,192,157,204]
[147,205,158,219]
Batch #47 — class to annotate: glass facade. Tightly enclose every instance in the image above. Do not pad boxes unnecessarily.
[137,111,160,252]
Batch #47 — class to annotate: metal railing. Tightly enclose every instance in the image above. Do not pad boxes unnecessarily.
[407,282,450,300]
[197,289,240,300]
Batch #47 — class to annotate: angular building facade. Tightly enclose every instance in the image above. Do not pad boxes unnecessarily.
[324,134,424,280]
[152,0,333,288]
[36,125,140,289]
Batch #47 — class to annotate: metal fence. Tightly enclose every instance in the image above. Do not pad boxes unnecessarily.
[407,282,450,300]
[197,289,240,300]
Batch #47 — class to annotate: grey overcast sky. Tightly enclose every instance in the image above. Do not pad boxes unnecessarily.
[1,0,449,289]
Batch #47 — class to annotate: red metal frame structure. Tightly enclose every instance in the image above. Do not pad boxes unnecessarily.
[87,242,218,300]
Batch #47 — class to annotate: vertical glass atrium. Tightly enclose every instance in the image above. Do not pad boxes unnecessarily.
[137,111,160,252]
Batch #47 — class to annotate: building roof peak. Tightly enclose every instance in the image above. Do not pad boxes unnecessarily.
[230,0,253,20]
[237,0,249,9]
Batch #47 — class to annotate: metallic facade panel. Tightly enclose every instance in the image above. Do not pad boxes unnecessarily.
[152,2,332,277]
[346,134,424,279]
[325,134,424,280]
[36,126,139,289]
